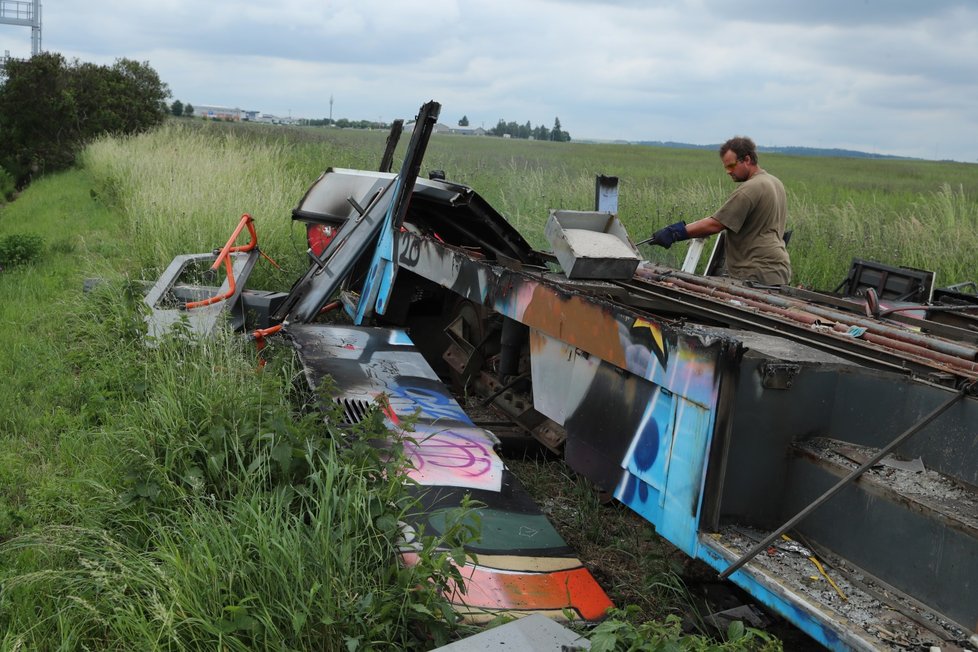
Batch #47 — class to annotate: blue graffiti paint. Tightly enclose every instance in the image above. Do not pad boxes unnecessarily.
[388,330,414,346]
[620,474,638,503]
[388,376,472,423]
[630,389,674,473]
[632,420,659,470]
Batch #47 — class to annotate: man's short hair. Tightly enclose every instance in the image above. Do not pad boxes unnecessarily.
[720,136,758,164]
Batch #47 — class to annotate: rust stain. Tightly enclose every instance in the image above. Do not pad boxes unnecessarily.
[521,284,628,368]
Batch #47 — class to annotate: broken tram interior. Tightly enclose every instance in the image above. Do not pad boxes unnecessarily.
[147,101,978,651]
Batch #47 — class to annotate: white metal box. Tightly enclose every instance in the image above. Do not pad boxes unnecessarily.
[544,210,641,279]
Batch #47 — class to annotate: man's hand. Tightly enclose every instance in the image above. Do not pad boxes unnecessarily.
[650,221,689,249]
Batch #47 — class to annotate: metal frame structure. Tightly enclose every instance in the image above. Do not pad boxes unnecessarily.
[0,0,41,61]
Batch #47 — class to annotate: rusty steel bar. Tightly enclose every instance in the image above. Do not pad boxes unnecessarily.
[636,265,978,368]
[658,274,978,375]
[642,265,978,361]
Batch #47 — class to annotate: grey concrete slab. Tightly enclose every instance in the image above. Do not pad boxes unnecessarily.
[432,614,590,651]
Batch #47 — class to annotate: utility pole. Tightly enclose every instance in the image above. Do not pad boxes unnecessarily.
[329,95,334,123]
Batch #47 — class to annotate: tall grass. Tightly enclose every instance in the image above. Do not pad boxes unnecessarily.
[0,165,475,650]
[420,134,978,288]
[81,122,318,286]
[0,279,476,649]
[80,121,977,290]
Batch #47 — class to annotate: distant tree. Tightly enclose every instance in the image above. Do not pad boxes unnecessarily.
[458,115,469,127]
[0,53,170,186]
[0,53,77,182]
[487,117,570,141]
[171,100,184,117]
[551,117,563,142]
[184,103,194,117]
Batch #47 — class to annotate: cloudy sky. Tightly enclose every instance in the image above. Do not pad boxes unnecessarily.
[3,0,976,161]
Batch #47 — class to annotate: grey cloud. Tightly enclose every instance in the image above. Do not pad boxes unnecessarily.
[704,0,972,28]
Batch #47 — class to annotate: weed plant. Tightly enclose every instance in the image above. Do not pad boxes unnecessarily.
[0,233,45,267]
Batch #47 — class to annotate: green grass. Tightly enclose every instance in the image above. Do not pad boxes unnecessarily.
[1,120,974,650]
[80,120,978,290]
[0,165,476,650]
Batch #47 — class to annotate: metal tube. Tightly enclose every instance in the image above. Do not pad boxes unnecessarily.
[646,266,978,361]
[638,268,978,374]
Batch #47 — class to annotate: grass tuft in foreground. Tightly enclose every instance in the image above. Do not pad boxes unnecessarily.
[0,282,477,650]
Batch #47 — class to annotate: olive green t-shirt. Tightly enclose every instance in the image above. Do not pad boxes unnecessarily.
[712,170,791,285]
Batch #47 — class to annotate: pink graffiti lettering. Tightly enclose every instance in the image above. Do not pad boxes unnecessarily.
[402,428,502,491]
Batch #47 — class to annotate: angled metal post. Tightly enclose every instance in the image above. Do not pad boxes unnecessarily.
[353,101,440,324]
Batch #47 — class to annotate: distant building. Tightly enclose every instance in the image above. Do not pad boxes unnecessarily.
[192,106,296,125]
[404,121,486,136]
[194,104,243,121]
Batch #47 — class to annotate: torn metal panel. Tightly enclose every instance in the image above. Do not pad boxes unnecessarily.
[286,324,614,621]
[287,325,503,492]
[279,166,541,324]
[143,250,259,341]
[275,170,397,323]
[430,613,590,651]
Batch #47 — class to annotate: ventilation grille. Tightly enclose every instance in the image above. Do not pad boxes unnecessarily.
[335,397,372,426]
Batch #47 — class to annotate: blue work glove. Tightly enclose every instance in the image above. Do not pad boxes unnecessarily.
[651,221,689,248]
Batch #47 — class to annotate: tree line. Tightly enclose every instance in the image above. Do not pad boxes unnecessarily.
[489,117,570,142]
[0,52,170,191]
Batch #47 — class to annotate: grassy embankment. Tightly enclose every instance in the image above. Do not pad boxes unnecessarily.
[0,123,478,651]
[0,119,974,649]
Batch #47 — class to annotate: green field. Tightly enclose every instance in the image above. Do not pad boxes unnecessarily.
[80,119,978,290]
[0,120,974,650]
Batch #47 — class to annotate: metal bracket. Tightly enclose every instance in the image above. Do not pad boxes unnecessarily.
[759,361,800,390]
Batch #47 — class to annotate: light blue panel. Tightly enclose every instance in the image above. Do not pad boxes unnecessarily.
[614,397,715,556]
[387,329,414,346]
[614,472,665,532]
[656,399,714,551]
[623,387,676,496]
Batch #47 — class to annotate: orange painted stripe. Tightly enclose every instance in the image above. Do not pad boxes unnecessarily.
[403,553,613,621]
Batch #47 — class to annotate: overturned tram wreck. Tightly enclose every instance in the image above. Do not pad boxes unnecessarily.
[150,102,978,650]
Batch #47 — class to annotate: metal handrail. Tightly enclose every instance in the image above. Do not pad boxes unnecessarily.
[184,214,258,310]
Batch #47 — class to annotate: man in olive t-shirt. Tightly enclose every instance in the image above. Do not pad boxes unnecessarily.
[648,136,792,285]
